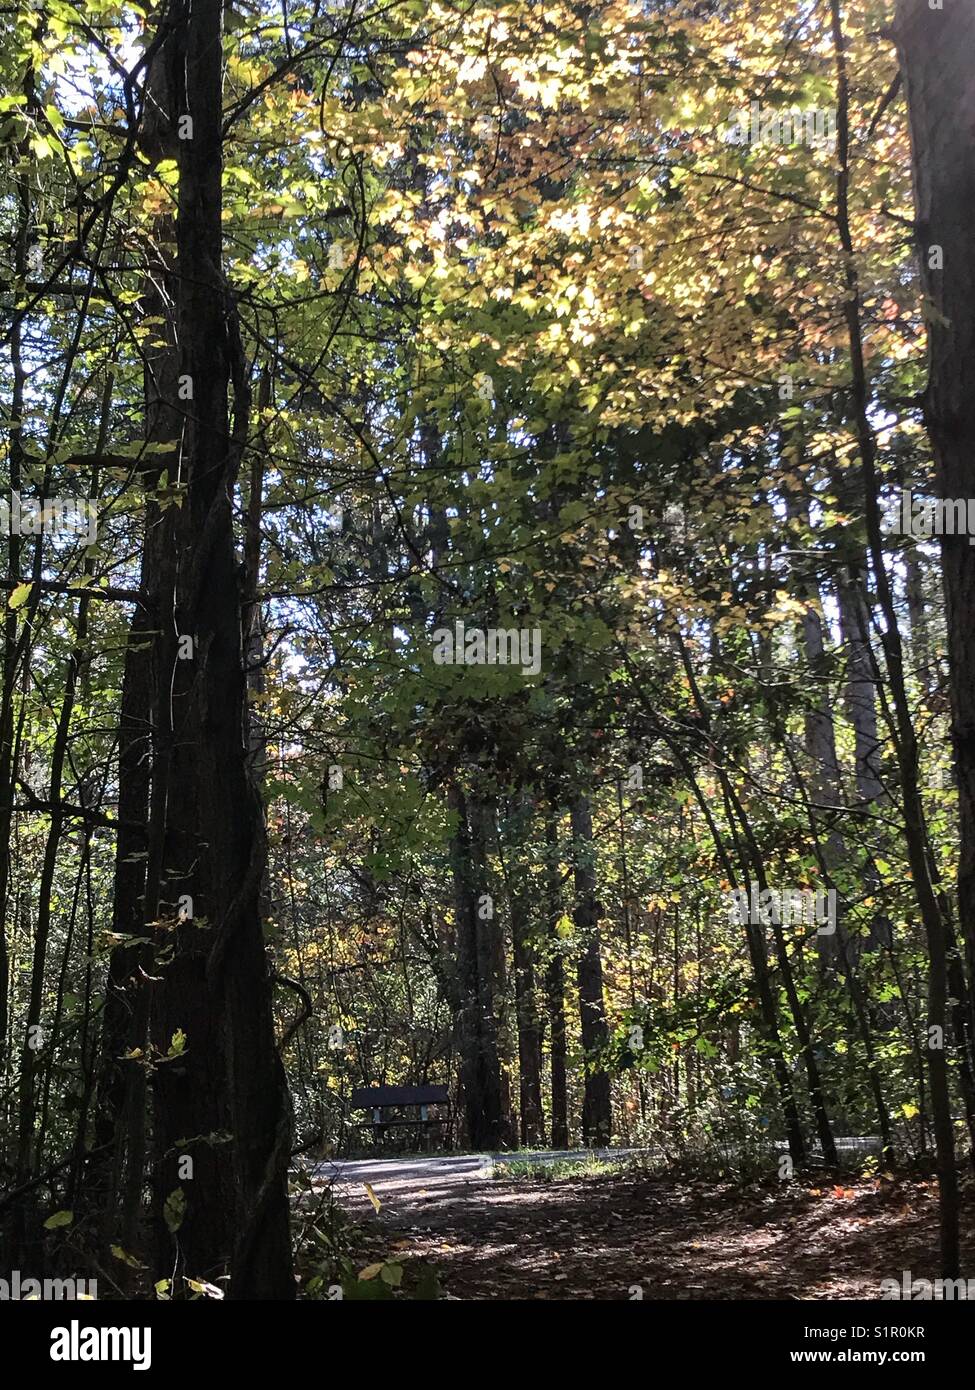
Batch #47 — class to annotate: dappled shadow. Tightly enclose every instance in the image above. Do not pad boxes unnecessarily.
[327,1164,975,1300]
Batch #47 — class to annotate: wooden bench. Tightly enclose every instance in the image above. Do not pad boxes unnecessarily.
[349,1084,452,1150]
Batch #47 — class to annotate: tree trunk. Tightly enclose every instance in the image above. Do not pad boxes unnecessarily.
[830,0,959,1274]
[544,808,569,1149]
[141,0,293,1297]
[835,563,885,806]
[504,802,544,1146]
[92,23,181,1249]
[448,783,505,1149]
[570,796,612,1146]
[513,913,545,1146]
[895,0,975,1064]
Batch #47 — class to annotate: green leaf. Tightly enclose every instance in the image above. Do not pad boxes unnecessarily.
[8,582,32,611]
[413,1265,442,1301]
[163,1187,186,1234]
[111,1245,146,1269]
[44,1210,73,1229]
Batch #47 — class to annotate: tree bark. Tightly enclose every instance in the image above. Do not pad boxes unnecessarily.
[448,783,505,1149]
[141,0,293,1297]
[570,796,612,1146]
[499,798,544,1146]
[831,0,959,1274]
[544,807,569,1149]
[895,0,975,1063]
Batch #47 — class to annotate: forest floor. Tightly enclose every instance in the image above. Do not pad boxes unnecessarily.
[316,1153,975,1300]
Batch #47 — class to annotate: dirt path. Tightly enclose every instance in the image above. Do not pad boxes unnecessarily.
[319,1156,975,1300]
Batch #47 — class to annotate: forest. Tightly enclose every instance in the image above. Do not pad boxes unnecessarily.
[0,0,974,1320]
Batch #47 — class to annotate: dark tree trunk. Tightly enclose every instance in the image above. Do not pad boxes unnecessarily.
[544,808,568,1149]
[138,0,293,1297]
[570,797,612,1146]
[512,905,544,1147]
[830,0,958,1275]
[895,0,975,1063]
[497,796,544,1146]
[508,814,544,1147]
[448,783,505,1150]
[90,0,185,1264]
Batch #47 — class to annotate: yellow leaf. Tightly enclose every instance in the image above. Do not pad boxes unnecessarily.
[363,1182,381,1213]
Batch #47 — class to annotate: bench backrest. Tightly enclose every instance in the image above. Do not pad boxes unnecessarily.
[350,1084,449,1111]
